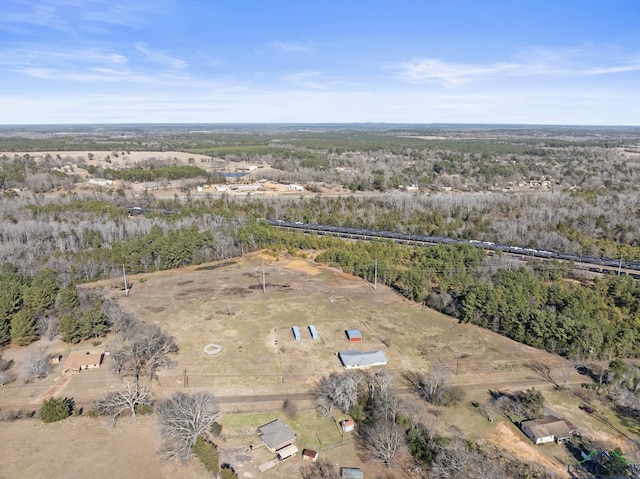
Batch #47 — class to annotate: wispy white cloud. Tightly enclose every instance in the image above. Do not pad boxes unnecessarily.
[0,43,201,88]
[0,47,128,66]
[135,44,188,69]
[0,0,175,31]
[10,66,163,84]
[267,40,313,53]
[285,71,326,89]
[389,51,640,87]
[389,59,523,86]
[285,71,346,90]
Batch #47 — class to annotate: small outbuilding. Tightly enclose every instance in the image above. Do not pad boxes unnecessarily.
[292,326,301,341]
[302,449,319,462]
[308,325,318,340]
[88,178,113,186]
[338,350,388,369]
[257,419,297,452]
[345,329,362,342]
[49,354,63,364]
[341,419,355,432]
[277,444,299,460]
[340,467,364,479]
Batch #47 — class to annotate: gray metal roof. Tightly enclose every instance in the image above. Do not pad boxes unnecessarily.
[346,329,362,339]
[308,324,318,339]
[338,350,388,368]
[258,419,296,451]
[340,467,364,479]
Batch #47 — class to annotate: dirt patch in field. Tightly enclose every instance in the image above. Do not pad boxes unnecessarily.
[283,258,323,276]
[489,422,567,478]
[247,283,290,291]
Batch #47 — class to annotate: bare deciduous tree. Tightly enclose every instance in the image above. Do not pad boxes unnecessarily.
[37,314,59,341]
[0,371,16,386]
[370,370,398,422]
[102,298,137,336]
[158,390,220,462]
[111,322,177,383]
[312,371,364,415]
[21,345,51,382]
[315,395,333,417]
[429,438,506,479]
[0,353,16,387]
[405,366,464,406]
[559,360,575,389]
[361,419,406,468]
[300,458,340,479]
[95,379,152,426]
[527,361,557,386]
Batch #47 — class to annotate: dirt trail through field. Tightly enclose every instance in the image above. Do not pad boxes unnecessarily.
[29,374,72,405]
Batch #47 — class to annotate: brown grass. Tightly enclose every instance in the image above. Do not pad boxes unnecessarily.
[2,254,635,478]
[0,415,206,479]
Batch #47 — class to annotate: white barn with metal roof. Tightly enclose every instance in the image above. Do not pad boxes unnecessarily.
[338,350,388,369]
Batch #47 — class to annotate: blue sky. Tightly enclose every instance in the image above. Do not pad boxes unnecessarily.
[1,0,639,125]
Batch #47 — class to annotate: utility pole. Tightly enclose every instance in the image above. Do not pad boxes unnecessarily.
[122,264,129,296]
[374,259,378,290]
[262,260,266,292]
[618,255,623,276]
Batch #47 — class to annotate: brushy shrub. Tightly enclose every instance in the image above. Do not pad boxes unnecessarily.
[209,421,223,436]
[191,436,219,472]
[40,397,74,423]
[282,399,298,419]
[86,408,99,418]
[135,404,153,416]
[220,464,238,479]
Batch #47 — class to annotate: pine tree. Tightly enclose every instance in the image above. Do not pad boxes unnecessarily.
[10,309,39,346]
[41,397,74,423]
[58,313,82,344]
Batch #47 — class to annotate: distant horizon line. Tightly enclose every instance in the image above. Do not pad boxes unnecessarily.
[0,122,639,129]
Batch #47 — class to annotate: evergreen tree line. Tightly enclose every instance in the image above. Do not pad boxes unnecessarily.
[102,165,212,182]
[0,265,109,346]
[305,237,640,359]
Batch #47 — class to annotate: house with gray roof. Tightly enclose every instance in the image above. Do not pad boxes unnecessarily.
[257,419,297,452]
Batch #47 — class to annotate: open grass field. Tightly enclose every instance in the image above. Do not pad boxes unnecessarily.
[0,415,206,479]
[3,253,638,479]
[106,253,578,398]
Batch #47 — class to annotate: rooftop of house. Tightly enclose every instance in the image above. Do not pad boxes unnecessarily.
[257,419,296,450]
[522,415,577,439]
[63,348,105,372]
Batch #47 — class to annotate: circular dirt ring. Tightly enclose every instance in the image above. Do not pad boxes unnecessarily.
[204,343,223,355]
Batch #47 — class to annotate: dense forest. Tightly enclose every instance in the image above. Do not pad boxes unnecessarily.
[1,125,640,362]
